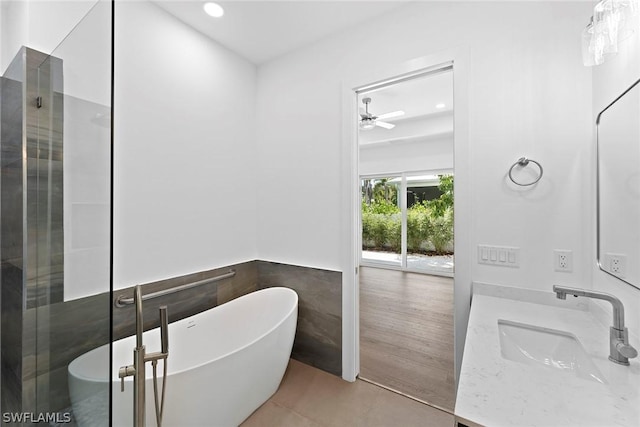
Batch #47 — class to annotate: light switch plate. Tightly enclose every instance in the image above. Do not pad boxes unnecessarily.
[478,245,520,268]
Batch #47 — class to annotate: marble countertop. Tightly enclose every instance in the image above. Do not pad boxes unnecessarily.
[455,284,640,427]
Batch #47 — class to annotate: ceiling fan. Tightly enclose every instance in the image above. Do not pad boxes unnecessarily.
[359,97,404,130]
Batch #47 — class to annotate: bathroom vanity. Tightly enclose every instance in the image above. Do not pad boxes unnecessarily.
[455,283,640,427]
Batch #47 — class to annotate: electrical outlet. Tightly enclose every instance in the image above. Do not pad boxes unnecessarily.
[605,253,626,278]
[554,250,573,272]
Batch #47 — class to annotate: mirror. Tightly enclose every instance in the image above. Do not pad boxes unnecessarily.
[596,77,640,290]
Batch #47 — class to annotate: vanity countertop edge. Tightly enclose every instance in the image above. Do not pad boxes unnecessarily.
[454,283,640,427]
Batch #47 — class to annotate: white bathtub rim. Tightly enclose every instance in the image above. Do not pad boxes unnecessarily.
[164,286,298,377]
[68,287,298,383]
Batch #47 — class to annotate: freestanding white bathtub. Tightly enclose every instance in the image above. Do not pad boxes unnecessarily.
[68,287,298,427]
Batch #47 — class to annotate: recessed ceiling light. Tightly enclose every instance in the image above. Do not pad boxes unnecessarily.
[436,103,446,109]
[204,2,224,18]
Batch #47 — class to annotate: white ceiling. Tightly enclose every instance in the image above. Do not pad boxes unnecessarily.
[358,69,454,144]
[152,1,409,64]
[151,0,452,141]
[359,70,454,120]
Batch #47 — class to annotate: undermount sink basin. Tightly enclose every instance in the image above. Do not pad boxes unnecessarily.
[498,319,607,384]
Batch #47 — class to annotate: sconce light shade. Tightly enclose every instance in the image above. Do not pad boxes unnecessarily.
[616,0,639,40]
[582,16,604,66]
[582,0,638,66]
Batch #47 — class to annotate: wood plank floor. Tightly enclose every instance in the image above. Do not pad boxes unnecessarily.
[359,266,455,412]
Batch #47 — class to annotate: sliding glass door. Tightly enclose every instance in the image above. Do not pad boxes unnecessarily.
[360,172,454,276]
[361,176,402,267]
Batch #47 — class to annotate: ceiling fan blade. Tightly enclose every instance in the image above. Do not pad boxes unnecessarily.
[376,110,405,120]
[376,121,395,129]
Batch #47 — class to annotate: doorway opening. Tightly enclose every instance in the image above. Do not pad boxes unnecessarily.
[357,66,456,412]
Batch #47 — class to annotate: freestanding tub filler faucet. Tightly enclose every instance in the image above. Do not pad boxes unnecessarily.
[553,285,638,365]
[118,285,169,427]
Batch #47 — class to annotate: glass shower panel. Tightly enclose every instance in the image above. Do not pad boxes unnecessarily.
[35,1,112,424]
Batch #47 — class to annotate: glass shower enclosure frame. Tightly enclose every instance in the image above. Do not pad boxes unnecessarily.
[0,1,114,424]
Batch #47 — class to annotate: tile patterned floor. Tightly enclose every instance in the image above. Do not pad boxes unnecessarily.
[242,359,456,427]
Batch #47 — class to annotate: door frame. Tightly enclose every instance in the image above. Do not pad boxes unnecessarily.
[340,48,470,383]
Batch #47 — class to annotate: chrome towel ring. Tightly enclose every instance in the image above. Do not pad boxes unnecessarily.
[508,157,543,186]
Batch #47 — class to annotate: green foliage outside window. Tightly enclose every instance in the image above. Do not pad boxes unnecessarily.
[361,175,454,255]
[425,174,453,218]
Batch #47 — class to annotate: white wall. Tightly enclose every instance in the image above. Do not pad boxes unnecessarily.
[113,1,258,288]
[0,0,28,74]
[0,0,96,74]
[3,0,259,292]
[0,0,3,68]
[360,137,453,177]
[359,113,454,176]
[591,13,640,337]
[257,1,592,283]
[54,0,111,300]
[255,1,593,375]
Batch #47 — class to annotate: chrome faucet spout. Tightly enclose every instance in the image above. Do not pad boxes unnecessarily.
[552,285,637,365]
[555,290,567,300]
[552,285,625,330]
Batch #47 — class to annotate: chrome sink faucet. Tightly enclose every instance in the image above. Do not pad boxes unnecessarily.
[553,285,638,365]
